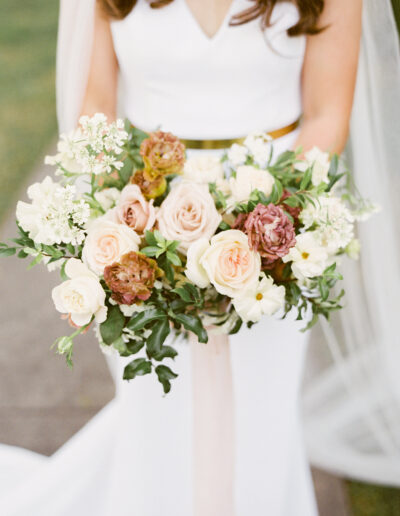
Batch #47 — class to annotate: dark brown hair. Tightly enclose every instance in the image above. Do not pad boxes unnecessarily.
[99,0,324,36]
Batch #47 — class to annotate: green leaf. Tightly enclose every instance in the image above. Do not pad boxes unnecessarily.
[173,313,208,343]
[328,172,345,191]
[17,249,28,259]
[145,230,158,247]
[166,240,180,252]
[155,364,178,394]
[146,318,170,358]
[282,195,300,207]
[126,339,145,355]
[270,179,283,204]
[328,154,339,177]
[153,345,178,361]
[100,305,125,345]
[301,313,319,332]
[0,247,16,257]
[229,317,243,335]
[60,260,68,281]
[118,156,134,183]
[300,166,312,190]
[218,221,231,231]
[153,230,165,244]
[11,237,27,246]
[111,336,130,356]
[27,253,43,269]
[172,287,193,303]
[160,256,174,283]
[141,246,160,257]
[274,150,296,166]
[166,251,181,266]
[123,358,152,380]
[127,308,167,331]
[318,277,330,301]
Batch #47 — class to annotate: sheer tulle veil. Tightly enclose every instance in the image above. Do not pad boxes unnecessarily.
[56,0,400,485]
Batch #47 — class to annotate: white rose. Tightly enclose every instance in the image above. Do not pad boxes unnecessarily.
[52,259,107,326]
[296,147,330,186]
[156,182,221,253]
[229,165,275,203]
[200,230,261,297]
[185,238,211,288]
[227,143,248,166]
[282,232,329,281]
[82,217,140,275]
[94,187,120,211]
[232,276,285,323]
[183,155,224,184]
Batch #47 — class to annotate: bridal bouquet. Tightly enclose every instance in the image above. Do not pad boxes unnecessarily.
[0,114,377,392]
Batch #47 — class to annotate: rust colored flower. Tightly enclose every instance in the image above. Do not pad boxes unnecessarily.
[241,203,296,266]
[279,189,302,225]
[104,251,161,305]
[130,170,167,200]
[140,131,185,180]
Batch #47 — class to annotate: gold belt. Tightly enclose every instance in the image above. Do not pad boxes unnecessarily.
[180,118,301,150]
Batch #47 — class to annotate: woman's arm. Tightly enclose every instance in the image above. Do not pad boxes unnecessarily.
[295,0,362,154]
[80,2,119,120]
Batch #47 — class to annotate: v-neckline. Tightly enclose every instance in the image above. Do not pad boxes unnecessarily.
[182,0,235,42]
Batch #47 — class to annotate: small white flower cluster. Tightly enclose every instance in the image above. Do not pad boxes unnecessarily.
[227,131,273,166]
[16,176,90,246]
[45,114,128,176]
[300,195,355,253]
[296,147,331,186]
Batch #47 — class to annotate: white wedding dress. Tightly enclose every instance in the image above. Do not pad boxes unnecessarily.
[0,1,318,515]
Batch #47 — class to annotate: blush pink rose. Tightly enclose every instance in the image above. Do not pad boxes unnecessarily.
[199,230,261,297]
[156,182,221,253]
[82,217,141,275]
[115,184,156,234]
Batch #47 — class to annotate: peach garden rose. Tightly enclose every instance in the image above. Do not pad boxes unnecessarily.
[156,182,221,253]
[187,230,261,297]
[82,217,140,275]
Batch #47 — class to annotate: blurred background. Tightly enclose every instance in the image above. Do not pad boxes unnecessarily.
[0,1,400,515]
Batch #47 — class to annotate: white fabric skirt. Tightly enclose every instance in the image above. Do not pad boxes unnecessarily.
[0,311,317,516]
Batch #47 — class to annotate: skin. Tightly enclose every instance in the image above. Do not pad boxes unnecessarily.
[81,0,362,154]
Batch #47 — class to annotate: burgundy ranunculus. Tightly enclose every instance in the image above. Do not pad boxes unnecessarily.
[104,251,161,305]
[241,203,296,265]
[140,131,185,180]
[279,189,302,225]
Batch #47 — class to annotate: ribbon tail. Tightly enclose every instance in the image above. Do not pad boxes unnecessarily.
[191,332,235,516]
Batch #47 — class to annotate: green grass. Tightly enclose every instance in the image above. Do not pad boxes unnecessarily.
[392,0,400,34]
[1,2,400,514]
[347,481,400,516]
[0,0,58,220]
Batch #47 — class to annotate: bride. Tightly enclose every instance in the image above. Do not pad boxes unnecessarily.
[0,0,364,515]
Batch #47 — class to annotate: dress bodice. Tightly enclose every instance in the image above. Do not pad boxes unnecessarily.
[111,0,306,139]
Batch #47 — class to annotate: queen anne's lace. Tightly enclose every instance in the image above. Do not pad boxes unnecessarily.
[45,114,128,177]
[16,177,90,246]
[300,195,355,253]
